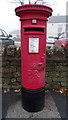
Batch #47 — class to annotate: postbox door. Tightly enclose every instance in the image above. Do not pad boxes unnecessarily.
[21,34,46,89]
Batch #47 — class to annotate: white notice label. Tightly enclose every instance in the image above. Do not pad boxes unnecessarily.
[32,19,37,23]
[29,37,39,53]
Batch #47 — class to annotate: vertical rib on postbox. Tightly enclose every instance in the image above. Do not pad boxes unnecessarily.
[15,4,53,112]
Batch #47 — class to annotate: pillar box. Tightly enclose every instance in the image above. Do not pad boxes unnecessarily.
[15,4,52,112]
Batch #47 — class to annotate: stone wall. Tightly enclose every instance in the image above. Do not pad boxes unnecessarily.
[46,47,68,90]
[1,46,21,90]
[0,45,68,91]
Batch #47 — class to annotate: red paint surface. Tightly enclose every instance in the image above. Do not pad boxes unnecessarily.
[15,4,53,89]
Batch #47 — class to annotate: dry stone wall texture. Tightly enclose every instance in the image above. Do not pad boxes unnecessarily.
[0,45,68,90]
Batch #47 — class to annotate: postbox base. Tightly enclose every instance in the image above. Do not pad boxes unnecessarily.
[21,87,45,112]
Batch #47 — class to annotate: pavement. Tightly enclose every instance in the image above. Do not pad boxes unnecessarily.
[1,90,68,119]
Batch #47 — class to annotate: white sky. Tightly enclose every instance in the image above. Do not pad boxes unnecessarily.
[0,0,67,33]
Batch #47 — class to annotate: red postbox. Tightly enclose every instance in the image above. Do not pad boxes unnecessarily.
[15,4,52,112]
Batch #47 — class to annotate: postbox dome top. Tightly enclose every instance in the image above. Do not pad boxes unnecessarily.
[15,4,53,19]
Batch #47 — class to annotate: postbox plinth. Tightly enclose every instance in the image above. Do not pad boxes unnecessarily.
[15,4,52,112]
[22,87,45,112]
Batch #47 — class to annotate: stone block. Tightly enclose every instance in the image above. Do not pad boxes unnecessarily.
[2,78,11,84]
[3,84,11,90]
[55,66,68,72]
[61,81,68,87]
[2,61,10,67]
[16,47,21,57]
[60,72,67,78]
[10,60,21,66]
[16,67,21,73]
[46,77,53,83]
[48,71,60,77]
[11,78,17,83]
[6,45,17,56]
[46,72,49,77]
[13,72,21,78]
[46,66,55,72]
[16,77,21,82]
[11,83,21,89]
[45,81,61,90]
[2,73,13,78]
[0,46,6,56]
[52,77,67,82]
[2,66,16,73]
